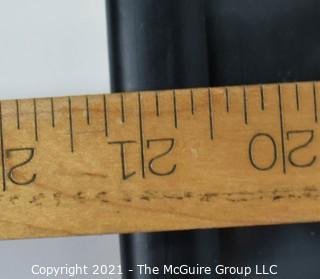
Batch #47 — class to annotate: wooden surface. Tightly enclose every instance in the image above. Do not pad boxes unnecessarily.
[0,81,319,240]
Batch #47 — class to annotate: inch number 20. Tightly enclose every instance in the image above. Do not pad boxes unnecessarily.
[249,129,316,171]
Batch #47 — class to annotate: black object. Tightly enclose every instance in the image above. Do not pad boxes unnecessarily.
[107,0,209,92]
[107,1,219,278]
[107,0,320,278]
[205,0,320,86]
[205,1,320,278]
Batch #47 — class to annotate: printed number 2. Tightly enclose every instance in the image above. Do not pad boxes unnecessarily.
[6,147,36,185]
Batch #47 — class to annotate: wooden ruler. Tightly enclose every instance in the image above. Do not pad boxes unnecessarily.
[0,81,319,240]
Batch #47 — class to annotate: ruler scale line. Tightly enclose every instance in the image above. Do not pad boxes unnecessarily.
[225,88,230,112]
[68,97,74,153]
[103,95,109,137]
[190,90,195,115]
[50,97,55,128]
[0,102,6,192]
[173,90,178,128]
[208,89,214,140]
[155,91,160,117]
[313,82,318,123]
[138,93,145,178]
[260,85,265,111]
[278,84,287,174]
[243,87,248,125]
[33,99,38,141]
[120,94,125,123]
[85,96,90,125]
[295,83,300,111]
[15,100,20,130]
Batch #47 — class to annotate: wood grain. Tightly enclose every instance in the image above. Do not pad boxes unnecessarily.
[0,81,319,240]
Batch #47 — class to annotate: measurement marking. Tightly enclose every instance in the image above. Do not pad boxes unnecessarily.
[33,99,38,141]
[85,96,90,125]
[278,85,287,174]
[103,95,109,137]
[120,94,125,123]
[0,102,6,192]
[225,88,230,112]
[68,97,74,152]
[190,90,195,114]
[15,100,20,129]
[138,93,145,178]
[260,85,265,111]
[173,90,178,128]
[208,89,214,140]
[50,98,55,128]
[155,91,160,117]
[313,82,318,123]
[295,83,300,111]
[243,87,248,125]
